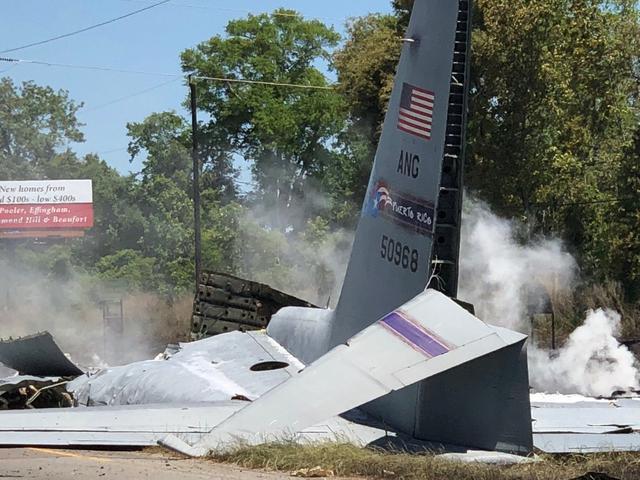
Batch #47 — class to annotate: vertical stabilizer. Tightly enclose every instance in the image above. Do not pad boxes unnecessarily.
[331,0,459,346]
[330,0,533,453]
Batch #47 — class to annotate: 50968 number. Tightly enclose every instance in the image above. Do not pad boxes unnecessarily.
[380,235,419,272]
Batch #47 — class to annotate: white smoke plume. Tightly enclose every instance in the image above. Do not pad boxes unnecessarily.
[529,309,639,396]
[457,196,639,396]
[235,202,354,308]
[0,257,190,367]
[458,196,577,331]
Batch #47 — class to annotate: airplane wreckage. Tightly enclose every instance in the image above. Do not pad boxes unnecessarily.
[2,0,640,459]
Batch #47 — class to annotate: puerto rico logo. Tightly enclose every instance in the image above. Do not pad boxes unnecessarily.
[373,185,393,212]
[368,180,435,236]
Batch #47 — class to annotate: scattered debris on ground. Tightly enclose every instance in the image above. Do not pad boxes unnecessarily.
[0,376,72,409]
[0,332,82,409]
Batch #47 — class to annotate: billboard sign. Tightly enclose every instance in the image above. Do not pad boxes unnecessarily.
[0,180,93,234]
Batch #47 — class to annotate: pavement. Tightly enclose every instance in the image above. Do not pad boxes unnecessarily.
[0,447,294,479]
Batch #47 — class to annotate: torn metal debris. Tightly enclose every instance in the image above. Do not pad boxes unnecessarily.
[531,393,640,453]
[191,271,315,339]
[0,375,72,410]
[0,332,83,377]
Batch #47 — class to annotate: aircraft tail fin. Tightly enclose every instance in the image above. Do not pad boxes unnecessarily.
[329,0,533,454]
[331,0,461,346]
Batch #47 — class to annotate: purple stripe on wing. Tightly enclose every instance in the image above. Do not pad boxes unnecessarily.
[380,312,449,357]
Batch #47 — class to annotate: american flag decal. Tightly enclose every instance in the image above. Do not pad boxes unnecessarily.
[397,82,434,140]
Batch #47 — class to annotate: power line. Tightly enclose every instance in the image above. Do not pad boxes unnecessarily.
[82,78,181,113]
[0,57,178,77]
[192,74,334,90]
[0,57,337,90]
[97,147,128,155]
[0,0,171,54]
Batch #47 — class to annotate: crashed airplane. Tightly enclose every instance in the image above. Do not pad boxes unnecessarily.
[0,0,534,456]
[4,0,620,459]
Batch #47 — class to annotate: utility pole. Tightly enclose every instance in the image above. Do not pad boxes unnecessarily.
[189,75,202,293]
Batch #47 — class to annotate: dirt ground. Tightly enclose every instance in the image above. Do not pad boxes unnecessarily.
[0,447,295,480]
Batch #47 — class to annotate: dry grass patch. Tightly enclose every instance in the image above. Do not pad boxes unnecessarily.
[210,442,640,480]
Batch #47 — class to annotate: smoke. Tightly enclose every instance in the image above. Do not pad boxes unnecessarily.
[457,196,639,396]
[0,256,190,368]
[458,196,577,330]
[235,201,354,308]
[529,309,639,396]
[241,191,639,397]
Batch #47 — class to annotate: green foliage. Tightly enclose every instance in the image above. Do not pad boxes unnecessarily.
[230,213,352,306]
[201,199,242,274]
[0,78,83,180]
[181,9,345,230]
[235,220,294,287]
[607,132,640,299]
[332,0,640,300]
[334,14,400,138]
[467,0,640,291]
[127,112,192,190]
[329,14,402,226]
[95,250,157,291]
[301,216,329,246]
[2,3,639,310]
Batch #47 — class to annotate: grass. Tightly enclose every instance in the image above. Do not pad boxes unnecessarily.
[208,442,640,480]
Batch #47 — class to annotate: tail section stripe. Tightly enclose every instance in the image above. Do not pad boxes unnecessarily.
[379,312,449,358]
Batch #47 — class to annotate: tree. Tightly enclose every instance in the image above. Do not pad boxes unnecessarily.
[0,77,149,276]
[59,154,146,266]
[330,13,402,225]
[466,0,639,278]
[0,78,84,180]
[602,130,640,300]
[126,111,244,293]
[127,111,238,201]
[332,0,640,291]
[181,9,345,230]
[127,112,192,191]
[95,249,157,291]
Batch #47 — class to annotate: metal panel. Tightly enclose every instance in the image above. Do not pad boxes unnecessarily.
[529,394,640,452]
[0,404,412,450]
[0,402,243,447]
[534,433,640,453]
[192,271,315,339]
[166,290,527,456]
[267,307,334,365]
[0,364,15,378]
[531,400,640,433]
[414,338,532,454]
[0,332,83,377]
[69,331,302,406]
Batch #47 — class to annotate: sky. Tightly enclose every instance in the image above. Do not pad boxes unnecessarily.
[1,0,392,175]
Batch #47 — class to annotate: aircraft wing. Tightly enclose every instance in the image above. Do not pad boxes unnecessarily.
[163,290,527,456]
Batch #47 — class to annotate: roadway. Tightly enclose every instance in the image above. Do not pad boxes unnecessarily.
[0,447,293,480]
